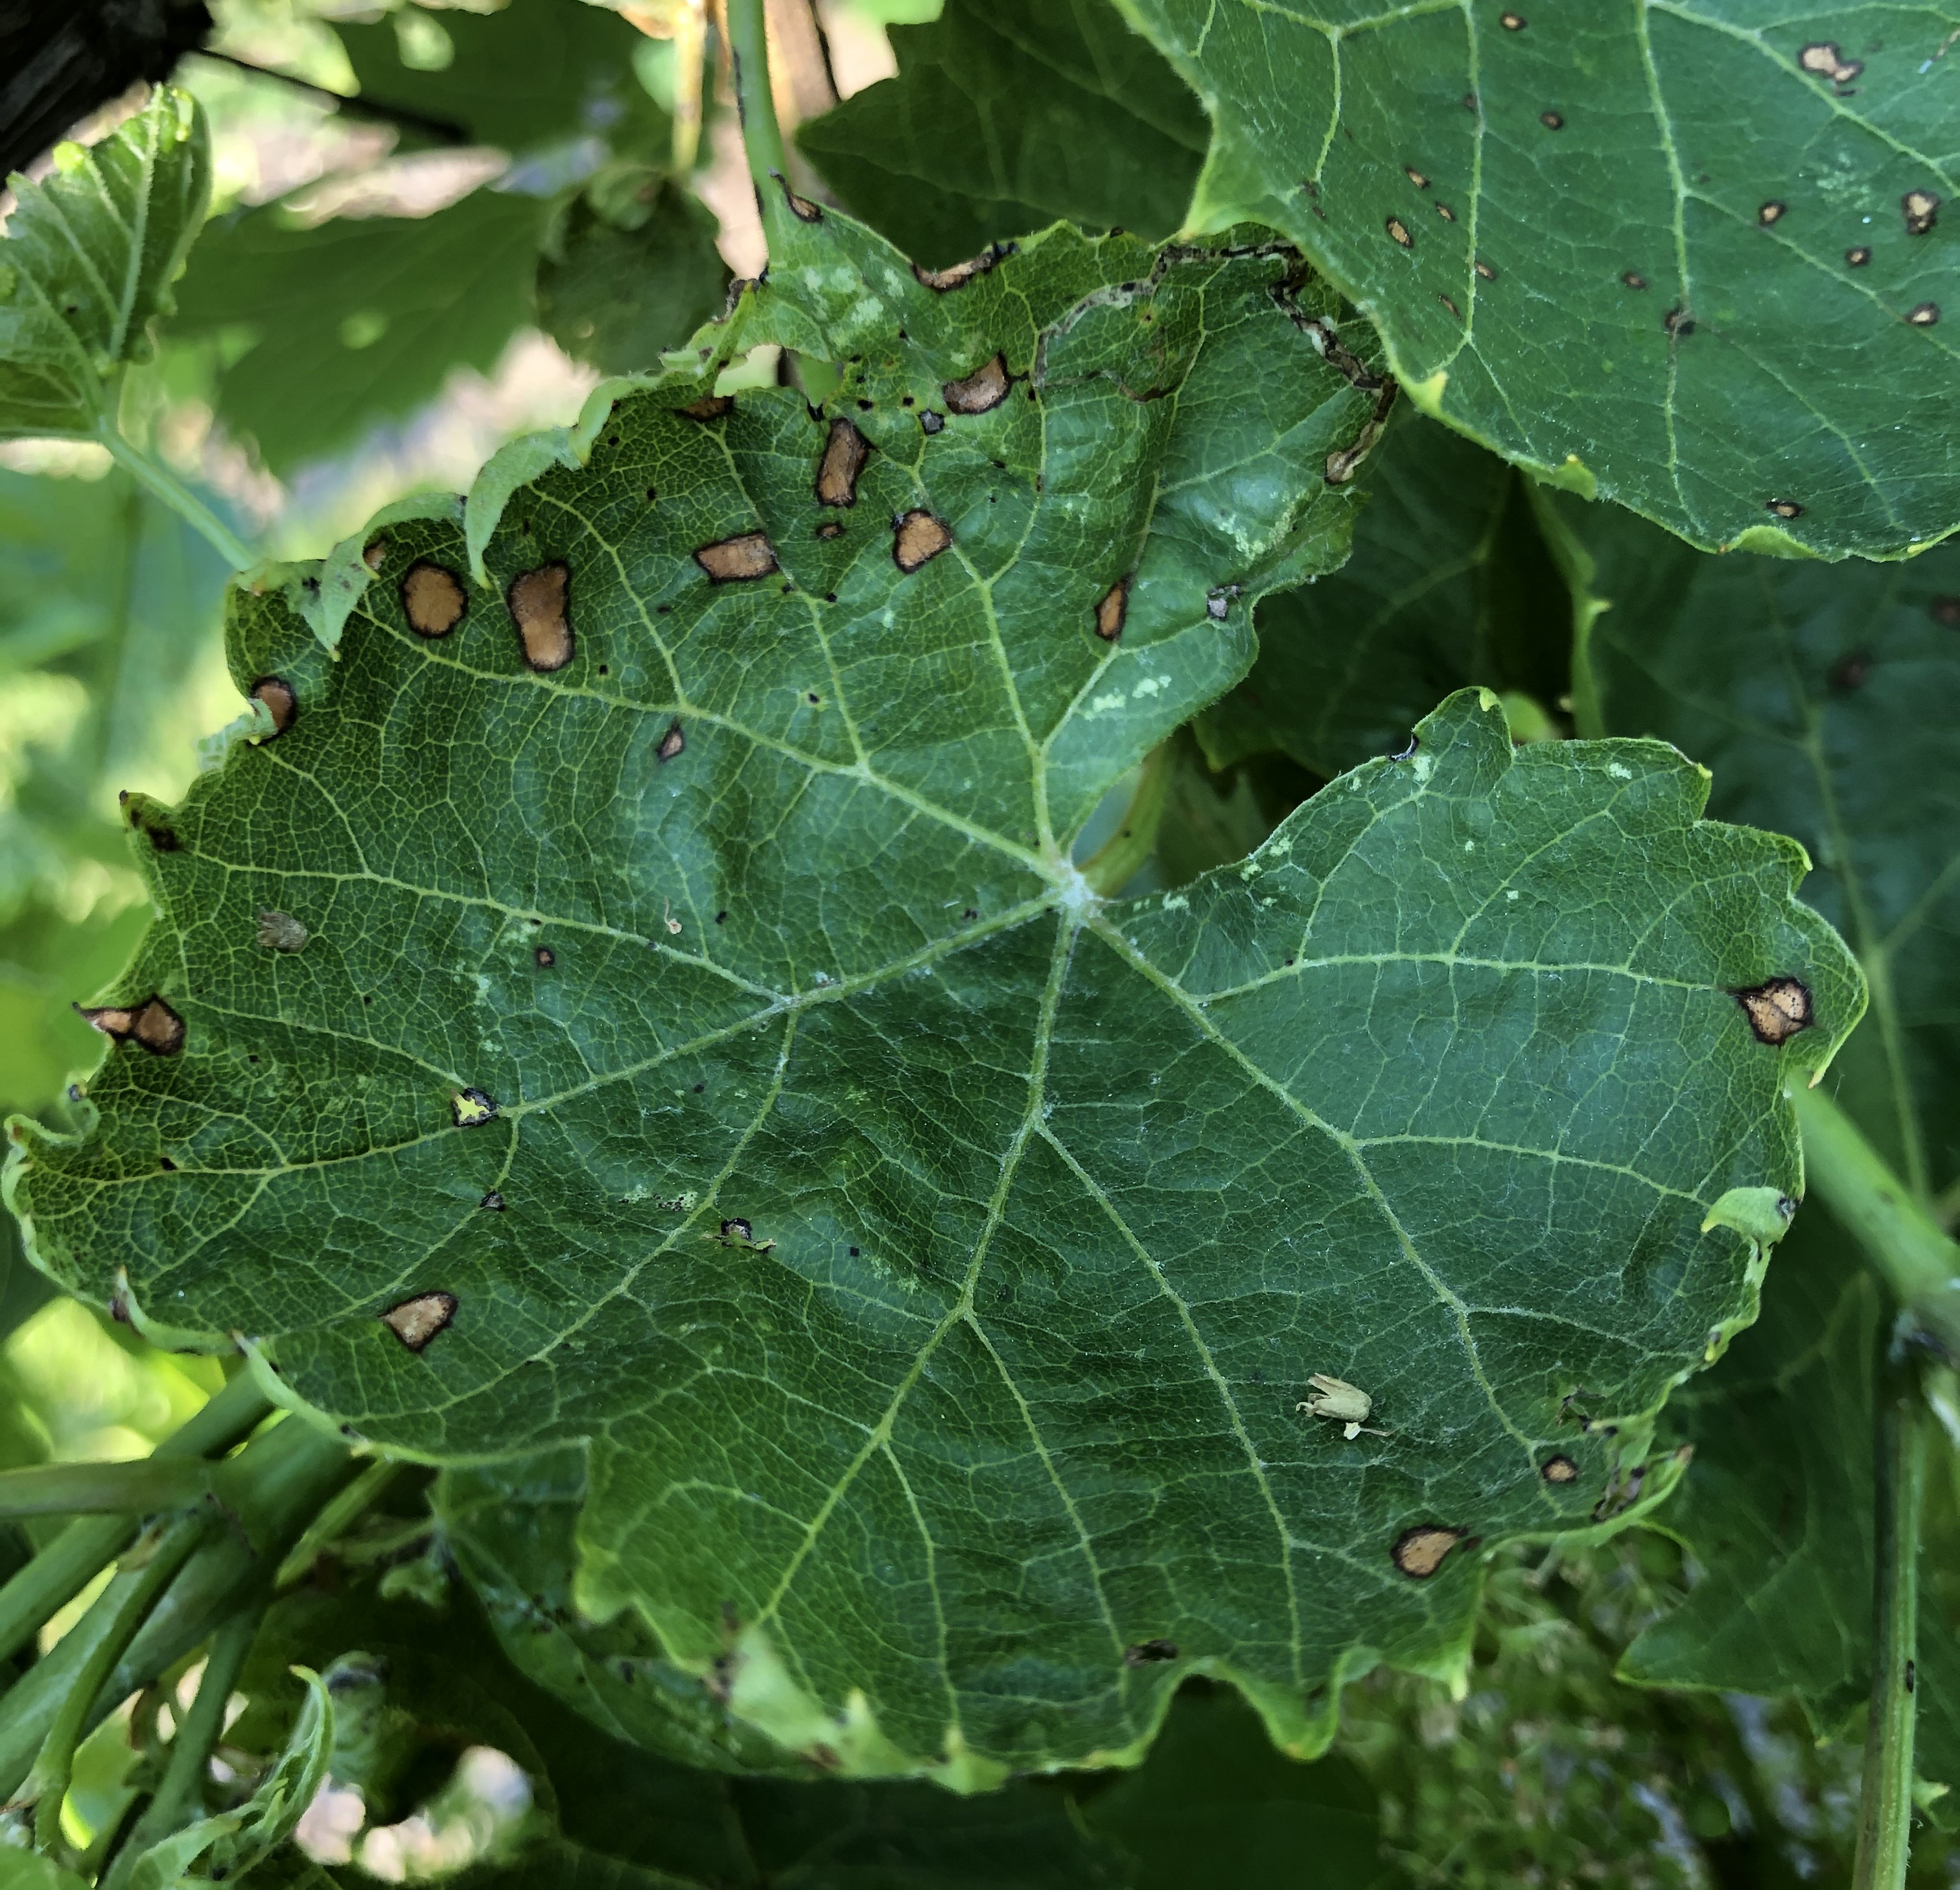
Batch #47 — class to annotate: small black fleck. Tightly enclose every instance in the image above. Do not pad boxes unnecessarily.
[693,1082,705,1093]
[963,907,979,920]
[856,398,874,411]
[158,1154,176,1171]
[1829,650,1872,692]
[716,910,729,924]
[1664,305,1696,337]
[1124,1639,1180,1664]
[1906,1659,1917,1692]
[1929,595,1960,626]
[920,410,945,434]
[824,591,837,603]
[808,692,821,704]
[721,1217,753,1241]
[597,664,608,675]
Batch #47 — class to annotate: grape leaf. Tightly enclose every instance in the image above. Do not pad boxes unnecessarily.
[1197,408,1569,782]
[536,175,730,377]
[796,0,1206,266]
[1113,0,1960,559]
[1539,491,1960,1814]
[0,87,207,440]
[170,189,552,474]
[332,0,669,161]
[5,190,1861,1780]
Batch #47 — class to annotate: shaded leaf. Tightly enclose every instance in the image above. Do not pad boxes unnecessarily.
[0,88,208,439]
[1115,0,1960,558]
[1542,490,1960,1814]
[1197,409,1569,780]
[797,0,1206,266]
[537,175,729,376]
[333,0,669,159]
[170,188,551,472]
[5,193,1861,1779]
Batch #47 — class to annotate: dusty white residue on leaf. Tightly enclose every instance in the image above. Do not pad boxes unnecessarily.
[1412,752,1435,783]
[1607,762,1633,780]
[1161,892,1189,911]
[1088,690,1126,716]
[1506,889,1520,900]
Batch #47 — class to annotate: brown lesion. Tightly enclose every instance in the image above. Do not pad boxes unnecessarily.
[380,1291,457,1352]
[694,533,779,583]
[1904,189,1941,235]
[942,353,1010,414]
[892,510,952,573]
[657,721,686,762]
[507,561,574,671]
[362,535,389,572]
[1540,1455,1579,1484]
[911,242,1013,292]
[1732,975,1813,1045]
[401,560,467,638]
[815,418,870,506]
[1386,216,1414,248]
[777,175,822,222]
[1799,41,1863,82]
[679,393,735,422]
[251,676,296,736]
[1391,1525,1462,1578]
[76,995,185,1056]
[1094,576,1131,642]
[1123,1639,1178,1665]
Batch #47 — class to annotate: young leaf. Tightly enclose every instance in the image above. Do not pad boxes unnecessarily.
[1114,1,1960,559]
[0,88,207,441]
[5,196,1861,1780]
[169,190,552,474]
[1198,409,1569,780]
[796,0,1207,265]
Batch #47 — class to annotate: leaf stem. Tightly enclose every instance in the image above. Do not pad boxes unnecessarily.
[0,1460,222,1519]
[1793,1084,1960,1360]
[274,1456,402,1591]
[19,1513,211,1849]
[1079,744,1172,897]
[0,1371,269,1668]
[1852,1371,1925,1890]
[100,1602,265,1890]
[726,0,788,200]
[97,426,255,573]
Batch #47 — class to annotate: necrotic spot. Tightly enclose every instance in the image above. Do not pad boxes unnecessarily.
[76,995,185,1055]
[1473,258,1497,281]
[815,418,870,506]
[1930,596,1960,625]
[1094,576,1131,642]
[1123,1639,1179,1665]
[1405,165,1429,189]
[1539,110,1564,130]
[893,510,952,572]
[1732,975,1813,1045]
[694,533,779,583]
[251,675,296,736]
[401,560,467,637]
[1758,200,1786,226]
[911,242,1012,292]
[779,177,822,222]
[657,721,686,762]
[942,353,1010,414]
[680,393,734,421]
[256,909,308,952]
[1541,1455,1579,1484]
[1845,246,1872,266]
[1435,202,1456,221]
[1438,292,1461,318]
[1392,1525,1462,1579]
[507,561,574,671]
[381,1292,456,1353]
[451,1087,499,1127]
[1385,216,1414,248]
[1766,498,1803,519]
[1621,270,1648,289]
[362,535,388,572]
[1908,301,1941,326]
[1904,189,1941,235]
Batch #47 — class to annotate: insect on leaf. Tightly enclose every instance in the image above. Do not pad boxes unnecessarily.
[3,188,1862,1780]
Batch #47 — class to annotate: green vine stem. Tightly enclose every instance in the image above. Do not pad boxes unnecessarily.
[1852,1373,1926,1890]
[0,1371,270,1668]
[726,0,788,198]
[1793,1084,1960,1360]
[100,1602,265,1890]
[98,426,256,574]
[0,1460,225,1520]
[18,1513,211,1848]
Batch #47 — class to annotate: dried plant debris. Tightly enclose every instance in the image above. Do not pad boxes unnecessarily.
[76,996,185,1055]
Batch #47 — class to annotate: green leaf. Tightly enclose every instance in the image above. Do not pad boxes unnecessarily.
[1197,409,1569,782]
[333,0,670,159]
[170,189,552,473]
[537,175,730,377]
[0,88,208,441]
[1114,1,1960,559]
[5,192,1861,1779]
[796,0,1207,266]
[1543,489,1960,1814]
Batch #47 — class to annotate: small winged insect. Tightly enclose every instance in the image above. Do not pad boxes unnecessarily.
[1298,1373,1390,1440]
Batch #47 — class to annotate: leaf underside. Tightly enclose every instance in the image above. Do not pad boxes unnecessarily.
[4,194,1861,1782]
[1116,0,1960,558]
[0,88,208,439]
